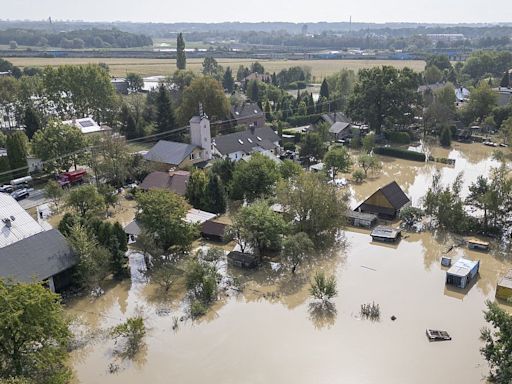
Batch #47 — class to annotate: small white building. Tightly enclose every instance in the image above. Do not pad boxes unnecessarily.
[63,117,112,135]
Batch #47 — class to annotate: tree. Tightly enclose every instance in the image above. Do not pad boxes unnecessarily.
[279,159,303,179]
[44,180,64,212]
[118,103,140,139]
[177,77,229,125]
[211,157,235,186]
[136,189,196,252]
[155,84,176,133]
[426,55,452,71]
[32,119,87,172]
[110,316,146,359]
[323,146,352,181]
[424,65,443,84]
[90,134,132,187]
[357,154,381,176]
[223,66,234,93]
[186,170,209,211]
[464,82,498,123]
[247,79,260,102]
[347,66,420,133]
[500,71,510,88]
[231,200,288,256]
[66,184,105,218]
[250,62,265,74]
[0,280,71,383]
[399,206,425,227]
[5,132,29,177]
[310,271,337,303]
[67,223,111,288]
[22,106,42,139]
[185,259,219,303]
[207,173,227,214]
[277,172,347,246]
[201,56,223,80]
[481,301,512,383]
[230,153,280,202]
[352,169,366,183]
[439,125,452,147]
[300,132,327,162]
[361,133,376,153]
[176,33,186,70]
[282,232,314,274]
[319,78,329,99]
[126,72,144,93]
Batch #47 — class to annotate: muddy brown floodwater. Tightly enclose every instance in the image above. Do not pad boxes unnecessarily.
[68,143,512,384]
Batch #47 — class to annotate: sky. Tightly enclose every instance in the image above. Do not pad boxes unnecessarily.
[0,0,511,24]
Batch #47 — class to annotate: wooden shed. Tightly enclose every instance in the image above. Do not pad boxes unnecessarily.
[345,210,378,228]
[201,220,228,242]
[355,181,410,220]
[496,270,512,300]
[446,258,480,289]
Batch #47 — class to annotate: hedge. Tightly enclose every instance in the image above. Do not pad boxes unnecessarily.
[373,147,426,162]
[385,131,412,144]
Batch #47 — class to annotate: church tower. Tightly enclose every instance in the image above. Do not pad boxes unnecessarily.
[190,104,212,161]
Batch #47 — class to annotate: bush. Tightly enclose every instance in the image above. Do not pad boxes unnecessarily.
[385,131,411,144]
[283,142,296,151]
[110,316,146,359]
[310,271,337,303]
[286,113,322,127]
[352,169,366,183]
[373,147,426,162]
[190,300,207,318]
[399,206,425,227]
[440,126,452,147]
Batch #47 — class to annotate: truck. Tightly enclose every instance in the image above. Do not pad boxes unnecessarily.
[57,169,87,188]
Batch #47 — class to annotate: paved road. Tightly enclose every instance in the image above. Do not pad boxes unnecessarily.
[18,189,49,210]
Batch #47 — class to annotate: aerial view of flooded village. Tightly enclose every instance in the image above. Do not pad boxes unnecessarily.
[1,1,512,383]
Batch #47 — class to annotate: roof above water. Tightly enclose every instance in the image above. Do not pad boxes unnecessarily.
[447,258,480,278]
[371,226,401,239]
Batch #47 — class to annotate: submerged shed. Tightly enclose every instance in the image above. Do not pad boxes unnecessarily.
[227,251,258,268]
[345,210,378,228]
[496,270,512,300]
[355,181,410,220]
[446,258,480,289]
[370,226,401,243]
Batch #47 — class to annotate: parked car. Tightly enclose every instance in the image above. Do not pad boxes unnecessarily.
[11,188,29,201]
[0,185,14,193]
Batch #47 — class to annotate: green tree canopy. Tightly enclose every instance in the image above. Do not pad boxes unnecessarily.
[126,72,144,93]
[323,146,352,181]
[66,184,105,218]
[155,84,176,133]
[5,131,29,177]
[0,280,71,384]
[176,33,186,70]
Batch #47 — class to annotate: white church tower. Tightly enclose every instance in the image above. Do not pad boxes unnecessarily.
[190,104,212,161]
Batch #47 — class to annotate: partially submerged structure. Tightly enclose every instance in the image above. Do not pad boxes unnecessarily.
[227,251,258,268]
[0,194,75,292]
[496,270,512,301]
[467,238,490,251]
[446,258,480,289]
[370,226,401,243]
[345,210,378,228]
[355,181,410,220]
[201,220,229,242]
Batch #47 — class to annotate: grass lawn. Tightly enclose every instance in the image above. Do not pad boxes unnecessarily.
[7,57,426,79]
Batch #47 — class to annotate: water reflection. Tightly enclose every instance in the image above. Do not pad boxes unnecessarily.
[308,302,337,330]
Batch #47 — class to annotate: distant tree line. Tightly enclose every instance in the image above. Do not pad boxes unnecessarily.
[0,28,152,48]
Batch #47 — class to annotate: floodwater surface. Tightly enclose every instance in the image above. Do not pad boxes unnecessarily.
[69,143,512,384]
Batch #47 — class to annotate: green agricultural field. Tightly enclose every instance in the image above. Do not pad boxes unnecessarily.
[7,57,426,79]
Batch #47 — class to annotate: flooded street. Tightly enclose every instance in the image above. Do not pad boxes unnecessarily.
[68,143,512,384]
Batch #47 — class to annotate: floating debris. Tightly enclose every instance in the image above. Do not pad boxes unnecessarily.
[426,329,451,341]
[390,315,397,321]
[360,302,381,321]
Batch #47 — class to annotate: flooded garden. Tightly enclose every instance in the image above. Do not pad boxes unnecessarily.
[68,143,512,384]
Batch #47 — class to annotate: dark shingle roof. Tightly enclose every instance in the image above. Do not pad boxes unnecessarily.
[321,112,350,125]
[201,220,228,238]
[231,103,264,120]
[213,127,280,156]
[380,181,410,209]
[0,229,76,282]
[329,121,351,134]
[144,140,197,166]
[140,170,190,195]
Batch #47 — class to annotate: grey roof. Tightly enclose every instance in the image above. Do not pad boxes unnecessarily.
[0,229,76,282]
[321,112,350,125]
[144,140,197,166]
[380,181,410,209]
[417,83,445,93]
[213,127,280,156]
[231,103,264,120]
[124,221,141,236]
[329,121,351,134]
[447,258,479,278]
[371,226,401,239]
[140,170,190,195]
[346,210,378,221]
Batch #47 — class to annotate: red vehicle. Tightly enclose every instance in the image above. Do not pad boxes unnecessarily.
[57,169,87,188]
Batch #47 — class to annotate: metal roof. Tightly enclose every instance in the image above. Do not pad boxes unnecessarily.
[371,226,401,239]
[447,258,480,278]
[213,127,279,156]
[144,140,198,166]
[329,121,351,134]
[0,229,76,282]
[185,208,217,225]
[0,193,45,248]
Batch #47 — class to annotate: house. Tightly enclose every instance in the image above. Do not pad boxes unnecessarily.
[201,220,229,242]
[213,126,280,161]
[370,226,401,243]
[0,194,76,292]
[63,117,112,136]
[446,258,480,289]
[355,181,410,220]
[495,88,512,107]
[227,251,258,268]
[329,121,352,141]
[345,210,378,228]
[231,103,266,128]
[111,78,129,94]
[320,112,351,126]
[144,113,213,169]
[496,269,512,301]
[140,170,190,195]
